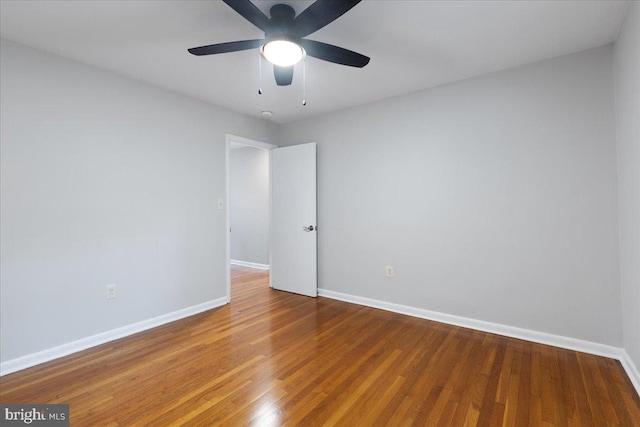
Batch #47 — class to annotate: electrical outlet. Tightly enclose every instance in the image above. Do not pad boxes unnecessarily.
[386,266,394,278]
[106,284,116,299]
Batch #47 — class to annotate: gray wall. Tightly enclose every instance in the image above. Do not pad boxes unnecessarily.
[614,2,640,371]
[230,146,270,266]
[0,40,277,362]
[1,33,634,367]
[279,45,622,346]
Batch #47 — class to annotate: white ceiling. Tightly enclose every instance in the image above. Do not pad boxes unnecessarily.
[0,0,631,124]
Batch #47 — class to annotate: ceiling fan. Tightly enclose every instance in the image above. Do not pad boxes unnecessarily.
[188,0,370,86]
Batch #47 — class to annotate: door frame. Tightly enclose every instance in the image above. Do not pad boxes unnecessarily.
[225,134,277,302]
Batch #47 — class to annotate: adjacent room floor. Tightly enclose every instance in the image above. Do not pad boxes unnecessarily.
[1,265,639,425]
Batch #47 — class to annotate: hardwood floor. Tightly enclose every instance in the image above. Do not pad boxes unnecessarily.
[1,266,639,426]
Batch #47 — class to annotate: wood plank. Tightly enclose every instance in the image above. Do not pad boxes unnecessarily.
[0,266,638,425]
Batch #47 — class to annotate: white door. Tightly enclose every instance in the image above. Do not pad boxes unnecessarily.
[271,143,317,297]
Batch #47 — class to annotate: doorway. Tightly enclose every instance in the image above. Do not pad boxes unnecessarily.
[225,135,277,302]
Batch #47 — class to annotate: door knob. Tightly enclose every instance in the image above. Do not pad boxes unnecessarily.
[303,225,315,232]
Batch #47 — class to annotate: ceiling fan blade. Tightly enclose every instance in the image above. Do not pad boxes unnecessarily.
[300,39,369,67]
[293,0,361,38]
[222,0,271,32]
[274,65,294,86]
[188,39,263,56]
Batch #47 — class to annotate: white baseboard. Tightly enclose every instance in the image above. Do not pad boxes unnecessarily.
[0,297,227,377]
[620,350,640,396]
[230,259,270,270]
[318,288,640,397]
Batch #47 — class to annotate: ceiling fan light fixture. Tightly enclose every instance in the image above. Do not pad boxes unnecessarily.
[188,0,370,86]
[262,40,305,67]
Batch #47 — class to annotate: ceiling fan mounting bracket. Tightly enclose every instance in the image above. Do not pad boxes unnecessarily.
[266,4,297,42]
[269,4,296,26]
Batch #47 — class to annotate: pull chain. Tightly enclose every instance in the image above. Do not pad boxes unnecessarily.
[302,58,307,106]
[258,52,263,95]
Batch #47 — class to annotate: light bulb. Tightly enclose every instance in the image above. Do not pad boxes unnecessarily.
[262,40,304,67]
